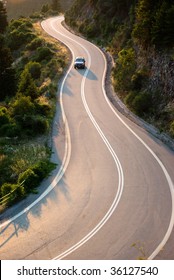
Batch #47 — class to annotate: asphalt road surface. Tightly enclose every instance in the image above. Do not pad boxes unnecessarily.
[0,16,174,260]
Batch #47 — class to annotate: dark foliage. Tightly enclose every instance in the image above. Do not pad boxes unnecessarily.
[0,1,8,33]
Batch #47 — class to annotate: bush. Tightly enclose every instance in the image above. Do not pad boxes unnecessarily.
[35,97,52,116]
[26,37,44,50]
[0,107,10,125]
[0,153,13,186]
[8,30,35,50]
[0,122,20,137]
[7,17,35,50]
[32,116,49,134]
[9,18,32,31]
[12,95,35,118]
[1,182,25,199]
[114,48,136,91]
[18,169,39,192]
[125,90,152,116]
[31,160,56,181]
[17,68,39,99]
[132,92,152,116]
[17,115,49,136]
[26,61,42,79]
[35,47,54,62]
[17,161,56,193]
[170,121,174,137]
[1,182,12,197]
[13,183,26,200]
[84,23,98,38]
[11,143,50,177]
[125,91,136,107]
[0,183,25,205]
[131,68,149,91]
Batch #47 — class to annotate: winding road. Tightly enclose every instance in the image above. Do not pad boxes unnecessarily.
[0,16,174,260]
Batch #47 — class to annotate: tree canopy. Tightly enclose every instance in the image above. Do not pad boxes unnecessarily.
[0,0,8,33]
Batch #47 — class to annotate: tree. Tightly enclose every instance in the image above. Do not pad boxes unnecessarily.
[0,2,15,100]
[25,61,41,79]
[51,0,61,12]
[0,0,8,33]
[151,2,174,48]
[17,68,39,100]
[114,47,136,91]
[132,0,153,46]
[132,0,174,49]
[12,95,35,119]
[41,4,49,14]
[0,35,16,100]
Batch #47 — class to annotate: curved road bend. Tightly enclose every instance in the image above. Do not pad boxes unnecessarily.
[0,16,174,260]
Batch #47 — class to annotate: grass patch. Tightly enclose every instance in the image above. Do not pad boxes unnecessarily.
[0,140,56,207]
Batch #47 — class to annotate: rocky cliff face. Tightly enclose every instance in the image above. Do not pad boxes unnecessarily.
[147,50,174,101]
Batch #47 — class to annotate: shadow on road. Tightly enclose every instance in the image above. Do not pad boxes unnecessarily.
[77,68,98,80]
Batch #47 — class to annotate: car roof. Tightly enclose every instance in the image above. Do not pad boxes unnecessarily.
[75,57,85,60]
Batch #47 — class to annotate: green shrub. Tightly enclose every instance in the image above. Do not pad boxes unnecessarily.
[31,160,56,181]
[8,29,35,50]
[18,169,39,192]
[111,24,130,53]
[170,121,174,137]
[26,61,42,79]
[0,153,13,185]
[0,183,25,203]
[131,68,149,91]
[125,90,152,116]
[0,122,20,137]
[1,182,12,197]
[17,161,56,193]
[13,183,26,200]
[132,92,152,116]
[17,114,49,136]
[35,47,54,62]
[11,143,50,177]
[41,4,50,14]
[12,95,35,118]
[125,91,136,107]
[26,37,44,50]
[16,21,33,34]
[35,97,52,117]
[32,116,49,134]
[85,25,94,38]
[9,18,32,31]
[114,48,136,91]
[17,68,39,99]
[0,107,10,125]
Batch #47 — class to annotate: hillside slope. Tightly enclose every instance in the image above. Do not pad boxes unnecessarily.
[65,0,174,138]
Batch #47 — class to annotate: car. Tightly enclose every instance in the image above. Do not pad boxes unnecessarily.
[74,57,86,69]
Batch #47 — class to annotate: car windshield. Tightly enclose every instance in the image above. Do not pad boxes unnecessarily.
[75,58,84,62]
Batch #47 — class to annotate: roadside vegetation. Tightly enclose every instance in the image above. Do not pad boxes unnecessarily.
[0,1,69,211]
[65,0,174,138]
